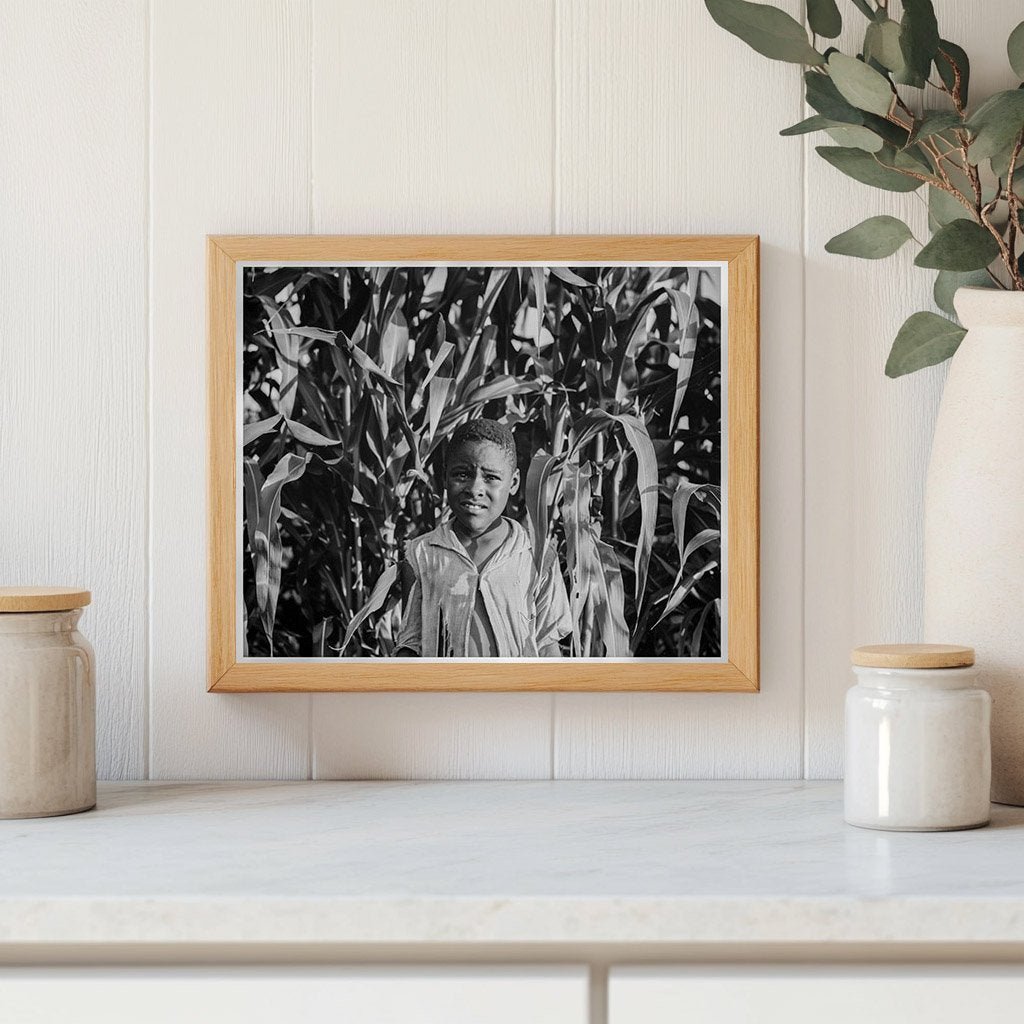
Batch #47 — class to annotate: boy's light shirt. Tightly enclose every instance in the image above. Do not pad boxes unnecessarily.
[397,516,571,657]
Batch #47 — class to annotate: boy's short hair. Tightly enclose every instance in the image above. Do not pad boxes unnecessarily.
[447,418,517,471]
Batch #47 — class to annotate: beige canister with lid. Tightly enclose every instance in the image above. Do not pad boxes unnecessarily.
[0,587,96,818]
[844,644,991,832]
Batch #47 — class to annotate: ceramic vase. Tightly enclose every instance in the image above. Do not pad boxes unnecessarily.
[923,287,1024,805]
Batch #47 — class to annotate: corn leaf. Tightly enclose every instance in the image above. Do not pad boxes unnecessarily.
[253,452,310,645]
[525,450,560,574]
[665,288,699,428]
[655,561,720,626]
[337,563,399,655]
[562,460,593,656]
[592,533,630,656]
[549,266,591,287]
[244,414,282,446]
[286,418,343,446]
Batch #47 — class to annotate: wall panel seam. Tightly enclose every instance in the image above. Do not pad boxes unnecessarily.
[800,61,809,781]
[550,0,560,781]
[307,0,315,237]
[307,0,315,778]
[145,0,154,781]
[551,0,560,234]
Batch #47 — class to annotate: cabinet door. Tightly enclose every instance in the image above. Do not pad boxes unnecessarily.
[610,967,1024,1024]
[0,966,588,1024]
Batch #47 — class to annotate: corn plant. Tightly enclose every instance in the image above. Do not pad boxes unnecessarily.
[707,0,1024,376]
[241,264,722,658]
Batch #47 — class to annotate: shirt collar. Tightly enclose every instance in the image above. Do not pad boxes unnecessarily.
[427,516,529,562]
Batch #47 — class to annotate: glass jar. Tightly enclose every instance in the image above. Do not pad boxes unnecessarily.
[844,644,990,831]
[0,588,95,818]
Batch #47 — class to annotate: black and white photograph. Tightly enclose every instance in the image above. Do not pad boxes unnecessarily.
[240,261,725,660]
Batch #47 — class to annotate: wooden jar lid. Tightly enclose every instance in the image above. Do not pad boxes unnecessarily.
[0,587,91,613]
[851,643,974,669]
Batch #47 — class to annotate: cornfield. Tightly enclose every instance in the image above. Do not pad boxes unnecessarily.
[242,263,723,658]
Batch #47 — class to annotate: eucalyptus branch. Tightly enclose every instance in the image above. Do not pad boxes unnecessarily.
[704,0,1024,375]
[927,134,966,167]
[958,136,984,209]
[919,138,954,187]
[935,47,966,115]
[874,159,940,189]
[978,201,1018,287]
[1007,136,1024,288]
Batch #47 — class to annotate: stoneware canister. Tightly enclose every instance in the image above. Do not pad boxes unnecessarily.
[844,644,990,832]
[924,288,1024,804]
[0,587,96,818]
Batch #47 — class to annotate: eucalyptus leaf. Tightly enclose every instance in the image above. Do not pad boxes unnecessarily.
[933,270,992,317]
[827,52,894,116]
[966,89,1024,163]
[805,70,868,124]
[780,114,834,136]
[1009,21,1024,79]
[807,0,841,39]
[850,0,875,17]
[883,143,933,176]
[991,141,1024,181]
[816,145,923,192]
[864,18,904,73]
[705,0,825,64]
[907,111,962,146]
[928,185,970,228]
[825,215,913,259]
[914,220,1001,271]
[863,111,911,148]
[935,40,970,106]
[826,125,884,152]
[941,160,986,207]
[885,311,965,377]
[898,0,940,87]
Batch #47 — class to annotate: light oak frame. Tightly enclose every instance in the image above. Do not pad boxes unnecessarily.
[209,235,759,692]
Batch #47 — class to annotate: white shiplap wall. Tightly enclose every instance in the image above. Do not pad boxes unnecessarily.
[0,1,148,779]
[1,0,1016,780]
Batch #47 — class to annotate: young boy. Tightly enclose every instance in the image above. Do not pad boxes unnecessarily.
[395,419,570,657]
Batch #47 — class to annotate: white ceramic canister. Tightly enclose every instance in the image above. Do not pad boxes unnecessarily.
[0,587,95,818]
[844,644,990,832]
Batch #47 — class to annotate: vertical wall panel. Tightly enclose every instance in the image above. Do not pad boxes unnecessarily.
[309,0,557,779]
[0,1,148,778]
[149,0,312,778]
[552,0,806,778]
[803,1,1024,778]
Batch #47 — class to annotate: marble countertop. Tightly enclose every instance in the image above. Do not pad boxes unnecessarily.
[3,781,1024,950]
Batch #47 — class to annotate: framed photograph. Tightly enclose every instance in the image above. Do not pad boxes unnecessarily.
[208,236,758,692]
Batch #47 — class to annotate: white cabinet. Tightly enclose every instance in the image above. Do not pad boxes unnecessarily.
[609,967,1024,1024]
[0,967,588,1024]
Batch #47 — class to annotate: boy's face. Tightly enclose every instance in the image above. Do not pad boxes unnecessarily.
[446,440,520,537]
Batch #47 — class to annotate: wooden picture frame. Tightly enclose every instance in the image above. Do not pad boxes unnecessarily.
[209,235,759,692]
